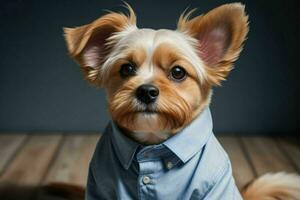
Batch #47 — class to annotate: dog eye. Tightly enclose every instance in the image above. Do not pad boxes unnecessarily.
[170,66,187,81]
[119,63,136,78]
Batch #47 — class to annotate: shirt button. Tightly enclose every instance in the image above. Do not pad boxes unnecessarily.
[142,176,151,184]
[166,161,174,169]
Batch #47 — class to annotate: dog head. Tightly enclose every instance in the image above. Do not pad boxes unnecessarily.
[64,3,248,144]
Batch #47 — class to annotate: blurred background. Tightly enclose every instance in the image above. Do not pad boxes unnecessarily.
[1,0,299,134]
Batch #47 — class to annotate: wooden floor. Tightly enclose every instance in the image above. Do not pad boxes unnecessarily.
[0,134,299,190]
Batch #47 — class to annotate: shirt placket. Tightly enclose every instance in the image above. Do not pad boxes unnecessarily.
[136,147,163,200]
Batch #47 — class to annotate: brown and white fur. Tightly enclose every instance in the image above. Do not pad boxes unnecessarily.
[64,3,247,144]
[35,3,300,200]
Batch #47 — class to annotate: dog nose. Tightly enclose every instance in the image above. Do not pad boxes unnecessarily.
[136,84,159,104]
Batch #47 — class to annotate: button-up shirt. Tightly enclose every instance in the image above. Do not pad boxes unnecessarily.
[86,107,242,199]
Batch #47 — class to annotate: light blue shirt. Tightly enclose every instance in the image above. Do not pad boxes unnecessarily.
[86,107,242,199]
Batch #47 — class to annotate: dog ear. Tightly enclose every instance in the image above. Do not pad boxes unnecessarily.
[177,3,249,85]
[64,5,136,86]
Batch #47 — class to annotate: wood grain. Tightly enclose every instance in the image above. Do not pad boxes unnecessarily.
[241,137,296,175]
[0,134,62,185]
[0,134,27,176]
[218,136,255,189]
[277,138,300,171]
[44,134,100,185]
[0,133,299,192]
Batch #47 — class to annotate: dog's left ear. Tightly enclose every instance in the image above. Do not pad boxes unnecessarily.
[177,3,249,85]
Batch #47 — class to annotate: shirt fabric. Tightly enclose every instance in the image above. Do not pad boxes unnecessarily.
[86,107,242,200]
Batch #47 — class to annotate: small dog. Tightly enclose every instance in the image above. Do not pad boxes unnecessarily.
[62,3,300,200]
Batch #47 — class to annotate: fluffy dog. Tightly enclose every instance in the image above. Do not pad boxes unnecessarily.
[60,3,300,200]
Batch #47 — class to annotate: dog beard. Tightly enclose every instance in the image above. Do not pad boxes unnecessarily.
[109,82,192,139]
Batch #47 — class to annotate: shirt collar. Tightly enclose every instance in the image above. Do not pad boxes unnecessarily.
[163,107,213,163]
[110,107,213,169]
[110,121,140,169]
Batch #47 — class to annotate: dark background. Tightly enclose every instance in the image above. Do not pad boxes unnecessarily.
[0,0,299,134]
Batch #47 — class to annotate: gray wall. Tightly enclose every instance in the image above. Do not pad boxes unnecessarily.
[0,0,299,134]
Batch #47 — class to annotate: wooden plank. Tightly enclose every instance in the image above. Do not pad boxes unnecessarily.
[277,138,300,171]
[44,134,100,185]
[241,137,296,176]
[218,136,255,189]
[0,134,63,185]
[0,134,28,175]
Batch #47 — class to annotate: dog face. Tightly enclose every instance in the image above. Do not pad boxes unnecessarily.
[64,3,248,144]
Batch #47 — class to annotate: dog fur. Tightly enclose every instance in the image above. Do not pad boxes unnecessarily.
[64,3,248,144]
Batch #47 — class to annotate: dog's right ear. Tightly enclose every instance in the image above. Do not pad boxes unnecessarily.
[64,5,136,86]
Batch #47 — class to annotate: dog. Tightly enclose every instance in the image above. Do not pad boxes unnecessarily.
[57,2,300,200]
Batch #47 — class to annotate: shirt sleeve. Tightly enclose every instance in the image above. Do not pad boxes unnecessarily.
[203,161,243,200]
